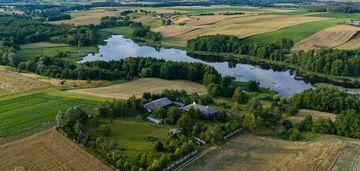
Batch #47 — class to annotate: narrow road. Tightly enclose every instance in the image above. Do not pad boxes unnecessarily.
[173,146,218,171]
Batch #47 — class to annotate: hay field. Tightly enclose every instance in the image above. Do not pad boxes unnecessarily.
[68,78,207,99]
[0,130,112,171]
[0,66,49,97]
[336,32,360,50]
[290,109,337,124]
[51,9,119,25]
[161,15,327,46]
[186,134,359,171]
[292,25,360,51]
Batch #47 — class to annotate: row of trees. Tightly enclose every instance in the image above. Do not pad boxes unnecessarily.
[309,4,360,13]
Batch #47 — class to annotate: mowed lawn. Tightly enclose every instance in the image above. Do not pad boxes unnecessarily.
[246,18,347,43]
[0,88,104,139]
[68,78,207,99]
[109,118,171,158]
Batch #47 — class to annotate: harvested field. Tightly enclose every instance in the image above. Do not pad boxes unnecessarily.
[68,78,207,99]
[292,25,360,51]
[337,32,360,50]
[152,25,205,38]
[51,9,119,25]
[290,109,337,124]
[162,15,327,46]
[186,134,354,171]
[0,66,49,97]
[172,15,245,26]
[0,130,112,171]
[332,142,360,171]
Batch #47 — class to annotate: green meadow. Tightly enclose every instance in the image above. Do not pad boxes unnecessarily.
[0,88,104,139]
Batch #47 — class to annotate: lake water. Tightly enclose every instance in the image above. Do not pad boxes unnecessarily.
[81,35,314,97]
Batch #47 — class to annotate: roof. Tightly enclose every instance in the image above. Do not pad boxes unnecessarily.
[144,97,173,112]
[174,102,185,107]
[147,116,162,124]
[182,102,218,116]
[169,128,182,135]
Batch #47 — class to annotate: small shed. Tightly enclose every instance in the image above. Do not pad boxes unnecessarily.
[147,116,162,124]
[169,128,182,135]
[194,137,206,146]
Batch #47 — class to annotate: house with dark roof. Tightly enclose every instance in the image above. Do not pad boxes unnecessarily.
[144,97,173,113]
[181,102,218,119]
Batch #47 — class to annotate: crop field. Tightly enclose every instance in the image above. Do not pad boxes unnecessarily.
[185,134,360,171]
[0,130,112,171]
[332,142,360,171]
[290,109,337,124]
[0,88,103,139]
[68,78,207,99]
[50,9,119,25]
[160,14,327,46]
[0,66,49,97]
[246,18,346,43]
[292,25,360,51]
[109,118,171,158]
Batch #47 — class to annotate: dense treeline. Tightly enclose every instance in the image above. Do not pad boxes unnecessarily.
[290,87,360,114]
[187,34,293,61]
[15,5,88,21]
[187,34,360,77]
[309,4,360,13]
[0,15,98,48]
[289,49,360,77]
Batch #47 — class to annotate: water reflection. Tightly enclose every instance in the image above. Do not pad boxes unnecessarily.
[81,35,314,97]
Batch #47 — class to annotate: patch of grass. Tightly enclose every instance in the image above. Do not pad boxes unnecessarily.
[18,46,98,62]
[0,88,104,139]
[246,18,347,43]
[108,117,171,159]
[311,12,360,19]
[98,26,134,41]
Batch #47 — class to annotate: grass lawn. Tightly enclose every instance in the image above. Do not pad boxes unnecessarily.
[0,88,105,139]
[18,46,98,62]
[245,18,347,43]
[108,117,171,158]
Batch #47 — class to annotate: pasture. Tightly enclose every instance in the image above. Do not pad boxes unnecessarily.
[0,66,49,97]
[292,25,360,51]
[109,118,171,159]
[186,134,360,171]
[0,88,103,139]
[68,78,207,99]
[0,130,112,171]
[19,42,68,49]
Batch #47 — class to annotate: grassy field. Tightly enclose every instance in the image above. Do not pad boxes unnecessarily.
[0,88,104,139]
[0,66,49,97]
[98,26,134,41]
[68,78,207,99]
[109,117,171,159]
[246,18,347,43]
[0,129,112,171]
[290,109,337,124]
[18,46,98,62]
[19,42,68,49]
[185,134,360,171]
[292,25,360,51]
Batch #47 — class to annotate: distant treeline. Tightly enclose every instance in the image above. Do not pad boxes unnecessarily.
[187,35,360,78]
[309,4,360,13]
[15,5,89,21]
[0,15,98,48]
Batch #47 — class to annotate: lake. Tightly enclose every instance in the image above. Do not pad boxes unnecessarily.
[81,35,314,97]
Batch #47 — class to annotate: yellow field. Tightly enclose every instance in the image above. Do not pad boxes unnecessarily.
[161,15,327,46]
[186,134,360,171]
[336,32,360,50]
[67,78,207,99]
[290,109,337,124]
[19,42,68,49]
[0,130,112,171]
[51,9,119,25]
[293,25,360,51]
[0,66,49,97]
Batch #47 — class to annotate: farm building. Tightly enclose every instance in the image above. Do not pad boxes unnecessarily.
[349,20,360,26]
[144,97,184,113]
[169,128,182,135]
[182,102,218,119]
[144,97,173,113]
